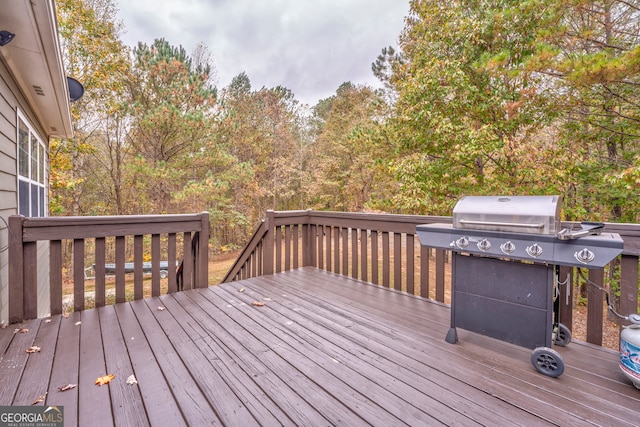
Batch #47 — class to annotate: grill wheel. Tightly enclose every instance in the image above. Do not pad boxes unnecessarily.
[531,347,565,377]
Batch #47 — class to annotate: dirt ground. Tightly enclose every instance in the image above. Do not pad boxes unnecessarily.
[572,305,621,351]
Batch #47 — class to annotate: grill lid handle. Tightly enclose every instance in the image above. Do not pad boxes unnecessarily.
[457,219,545,229]
[557,222,605,240]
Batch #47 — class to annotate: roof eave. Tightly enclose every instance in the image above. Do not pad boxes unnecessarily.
[0,0,73,139]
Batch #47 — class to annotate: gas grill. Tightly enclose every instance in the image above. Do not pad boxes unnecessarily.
[416,195,624,377]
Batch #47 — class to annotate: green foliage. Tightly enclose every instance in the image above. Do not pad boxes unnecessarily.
[385,0,640,219]
[308,83,394,212]
[388,0,560,214]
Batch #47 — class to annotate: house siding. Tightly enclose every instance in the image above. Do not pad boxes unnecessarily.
[0,59,51,324]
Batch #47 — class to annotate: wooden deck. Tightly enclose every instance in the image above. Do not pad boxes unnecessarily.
[1,267,638,426]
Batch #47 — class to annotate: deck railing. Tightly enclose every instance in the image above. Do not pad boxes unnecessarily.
[223,210,640,348]
[8,213,209,323]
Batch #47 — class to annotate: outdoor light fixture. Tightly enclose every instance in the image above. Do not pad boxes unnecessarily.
[67,77,85,102]
[0,30,15,46]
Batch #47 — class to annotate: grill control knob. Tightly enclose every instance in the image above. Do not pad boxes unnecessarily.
[477,238,491,252]
[455,236,469,249]
[500,241,516,254]
[526,243,543,258]
[575,248,595,264]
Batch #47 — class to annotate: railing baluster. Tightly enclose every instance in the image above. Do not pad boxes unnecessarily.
[285,225,292,271]
[258,241,264,276]
[276,226,283,273]
[73,239,85,312]
[182,232,193,289]
[351,228,358,280]
[168,233,177,293]
[152,234,161,296]
[95,237,106,307]
[342,227,348,276]
[360,229,368,282]
[50,240,62,315]
[115,236,125,303]
[334,227,341,275]
[326,226,332,272]
[382,232,390,287]
[394,232,402,291]
[372,230,379,285]
[407,234,415,295]
[315,225,322,269]
[134,235,144,300]
[293,224,304,269]
[435,249,445,303]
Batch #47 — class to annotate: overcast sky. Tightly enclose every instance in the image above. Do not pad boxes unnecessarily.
[115,1,410,105]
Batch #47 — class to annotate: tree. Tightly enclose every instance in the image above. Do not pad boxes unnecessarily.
[126,38,217,213]
[388,0,563,214]
[216,76,309,213]
[529,0,640,221]
[308,83,393,211]
[53,0,130,215]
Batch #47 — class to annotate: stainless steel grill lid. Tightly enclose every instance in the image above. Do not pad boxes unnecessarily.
[452,195,561,235]
[417,195,623,268]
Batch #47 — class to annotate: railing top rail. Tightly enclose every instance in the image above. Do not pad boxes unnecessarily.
[13,212,208,242]
[272,210,451,224]
[268,210,640,256]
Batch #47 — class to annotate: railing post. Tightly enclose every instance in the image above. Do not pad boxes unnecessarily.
[263,210,275,275]
[303,209,312,267]
[198,211,209,288]
[586,268,604,345]
[8,215,25,323]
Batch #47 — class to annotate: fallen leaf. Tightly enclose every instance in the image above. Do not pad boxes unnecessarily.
[14,328,29,334]
[32,393,46,405]
[238,288,245,293]
[75,321,81,326]
[263,297,272,301]
[126,374,138,385]
[62,312,70,318]
[44,319,52,324]
[58,384,77,392]
[95,374,115,386]
[251,301,265,307]
[26,346,41,353]
[157,306,165,311]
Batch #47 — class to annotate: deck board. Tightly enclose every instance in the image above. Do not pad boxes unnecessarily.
[128,299,219,426]
[78,308,113,427]
[1,267,639,426]
[47,311,81,426]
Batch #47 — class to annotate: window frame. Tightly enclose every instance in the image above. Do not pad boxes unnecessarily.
[17,110,48,218]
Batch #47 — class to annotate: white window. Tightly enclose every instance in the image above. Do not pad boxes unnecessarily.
[17,111,47,217]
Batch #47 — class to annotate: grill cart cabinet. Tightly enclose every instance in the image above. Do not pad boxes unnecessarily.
[450,255,554,351]
[417,196,624,377]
